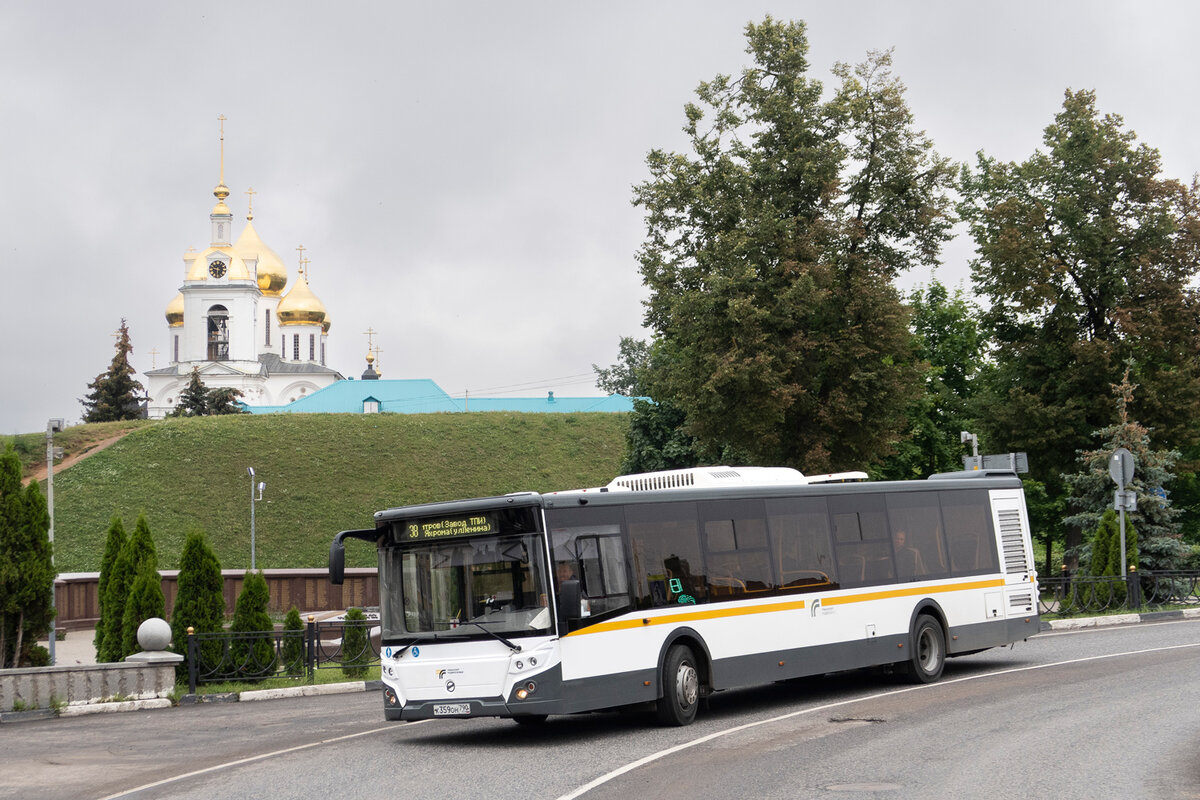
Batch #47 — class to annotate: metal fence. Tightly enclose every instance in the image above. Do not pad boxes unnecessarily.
[1038,570,1200,617]
[185,616,381,693]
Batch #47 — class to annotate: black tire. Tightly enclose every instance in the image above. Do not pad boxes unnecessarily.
[900,615,945,684]
[656,644,701,726]
[512,714,548,726]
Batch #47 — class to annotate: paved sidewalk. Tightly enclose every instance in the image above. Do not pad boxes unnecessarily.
[41,628,98,667]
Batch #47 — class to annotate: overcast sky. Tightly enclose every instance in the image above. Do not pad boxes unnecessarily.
[3,1,1197,435]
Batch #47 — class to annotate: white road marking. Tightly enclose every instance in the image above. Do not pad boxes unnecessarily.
[555,641,1200,800]
[97,721,428,799]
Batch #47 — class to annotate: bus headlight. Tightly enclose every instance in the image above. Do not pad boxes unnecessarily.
[515,681,537,700]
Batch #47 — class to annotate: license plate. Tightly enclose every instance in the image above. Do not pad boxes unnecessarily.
[433,703,471,716]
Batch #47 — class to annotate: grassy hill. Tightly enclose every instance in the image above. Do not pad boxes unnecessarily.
[19,413,629,573]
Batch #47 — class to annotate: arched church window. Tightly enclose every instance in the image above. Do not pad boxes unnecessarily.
[207,305,230,361]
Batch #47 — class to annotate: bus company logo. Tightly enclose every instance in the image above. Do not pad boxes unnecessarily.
[810,599,821,617]
[436,668,464,679]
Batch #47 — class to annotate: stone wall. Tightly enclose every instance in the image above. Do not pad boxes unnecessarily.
[0,662,176,712]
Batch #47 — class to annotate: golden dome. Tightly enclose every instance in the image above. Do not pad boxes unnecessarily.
[277,276,327,327]
[165,292,184,327]
[234,220,288,295]
[185,245,252,282]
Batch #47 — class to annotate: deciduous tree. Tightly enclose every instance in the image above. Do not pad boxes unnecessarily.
[634,20,953,472]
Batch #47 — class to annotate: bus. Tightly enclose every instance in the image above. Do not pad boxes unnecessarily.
[328,465,1039,726]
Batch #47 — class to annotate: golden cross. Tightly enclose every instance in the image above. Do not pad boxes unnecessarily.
[300,256,311,281]
[148,347,160,369]
[363,327,377,351]
[373,345,384,371]
[296,244,306,268]
[245,186,256,219]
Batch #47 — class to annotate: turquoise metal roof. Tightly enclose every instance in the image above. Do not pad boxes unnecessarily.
[244,379,636,414]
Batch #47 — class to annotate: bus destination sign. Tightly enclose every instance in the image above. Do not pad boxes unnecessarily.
[402,515,497,541]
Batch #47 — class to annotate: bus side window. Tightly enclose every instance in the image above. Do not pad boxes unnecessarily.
[546,506,632,620]
[829,494,892,588]
[940,490,998,576]
[700,500,773,599]
[627,502,704,608]
[885,492,949,580]
[765,496,837,591]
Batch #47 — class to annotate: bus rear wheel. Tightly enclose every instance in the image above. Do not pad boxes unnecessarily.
[900,615,945,684]
[656,644,700,726]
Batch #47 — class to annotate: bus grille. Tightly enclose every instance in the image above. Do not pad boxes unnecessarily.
[998,509,1028,574]
[612,471,698,491]
[1008,591,1033,611]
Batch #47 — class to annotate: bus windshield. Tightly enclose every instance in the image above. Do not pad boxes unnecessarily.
[380,533,552,640]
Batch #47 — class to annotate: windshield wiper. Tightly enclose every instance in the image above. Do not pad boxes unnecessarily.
[458,620,522,652]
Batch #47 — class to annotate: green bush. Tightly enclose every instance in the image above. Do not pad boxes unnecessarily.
[93,515,127,657]
[121,562,166,656]
[229,571,275,680]
[282,606,305,677]
[170,530,225,679]
[99,512,158,662]
[341,607,371,680]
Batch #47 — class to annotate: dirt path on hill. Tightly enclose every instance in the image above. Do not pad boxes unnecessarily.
[23,432,131,486]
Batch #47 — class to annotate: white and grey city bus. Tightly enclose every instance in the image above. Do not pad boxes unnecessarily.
[329,466,1039,726]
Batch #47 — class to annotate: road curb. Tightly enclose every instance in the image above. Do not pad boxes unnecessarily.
[1041,607,1200,631]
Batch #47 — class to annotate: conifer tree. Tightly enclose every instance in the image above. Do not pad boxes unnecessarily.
[121,561,165,656]
[12,479,55,665]
[1063,368,1186,569]
[0,445,27,666]
[80,318,148,422]
[98,512,157,661]
[229,571,274,679]
[170,530,226,676]
[282,606,305,677]
[93,515,127,656]
[341,607,371,679]
[173,367,210,417]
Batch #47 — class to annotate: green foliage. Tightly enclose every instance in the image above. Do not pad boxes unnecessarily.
[80,318,148,423]
[121,562,166,656]
[960,90,1200,493]
[93,515,127,656]
[876,281,984,480]
[281,606,305,677]
[98,513,158,662]
[170,530,225,676]
[592,337,652,397]
[171,368,248,417]
[340,607,371,680]
[634,21,952,473]
[0,444,56,667]
[49,412,627,572]
[229,571,275,679]
[1063,369,1185,569]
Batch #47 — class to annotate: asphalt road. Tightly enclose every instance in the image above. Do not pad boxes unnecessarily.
[4,619,1199,800]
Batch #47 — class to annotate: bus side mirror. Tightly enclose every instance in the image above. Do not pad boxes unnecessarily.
[557,578,582,634]
[329,538,346,585]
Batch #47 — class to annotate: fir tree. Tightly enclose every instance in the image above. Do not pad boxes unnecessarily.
[170,531,226,677]
[1063,368,1186,569]
[80,318,148,422]
[173,367,210,417]
[93,515,127,656]
[229,571,274,679]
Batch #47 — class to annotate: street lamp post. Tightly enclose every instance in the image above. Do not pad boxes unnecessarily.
[46,418,63,665]
[247,468,265,571]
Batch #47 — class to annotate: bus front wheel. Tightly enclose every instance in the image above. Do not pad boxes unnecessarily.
[656,644,700,726]
[900,615,945,684]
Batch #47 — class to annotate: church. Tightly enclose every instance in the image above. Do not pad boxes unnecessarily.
[144,130,636,418]
[144,135,342,418]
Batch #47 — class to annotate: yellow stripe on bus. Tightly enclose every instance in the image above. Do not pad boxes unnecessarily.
[820,578,1006,607]
[567,599,807,636]
[565,577,1006,637]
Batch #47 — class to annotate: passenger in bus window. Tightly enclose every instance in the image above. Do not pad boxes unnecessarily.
[893,529,926,578]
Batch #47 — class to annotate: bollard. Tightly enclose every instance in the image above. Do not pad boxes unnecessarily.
[1127,566,1141,609]
[306,616,317,684]
[187,626,197,694]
